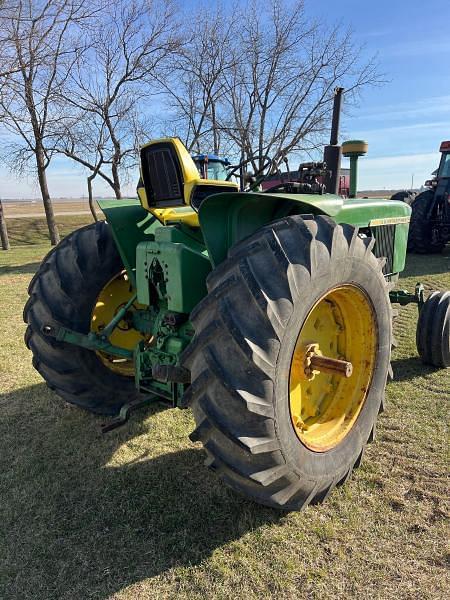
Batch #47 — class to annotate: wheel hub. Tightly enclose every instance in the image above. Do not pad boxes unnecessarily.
[289,285,377,452]
[297,342,353,380]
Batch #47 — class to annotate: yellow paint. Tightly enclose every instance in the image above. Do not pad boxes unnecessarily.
[137,191,200,227]
[289,285,377,452]
[90,271,149,377]
[342,140,369,155]
[369,216,410,226]
[137,137,238,225]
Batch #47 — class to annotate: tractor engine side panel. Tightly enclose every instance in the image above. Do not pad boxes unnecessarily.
[136,226,211,314]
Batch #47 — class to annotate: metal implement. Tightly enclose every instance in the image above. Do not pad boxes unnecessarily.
[41,324,134,359]
[100,292,138,339]
[389,283,425,309]
[101,395,159,433]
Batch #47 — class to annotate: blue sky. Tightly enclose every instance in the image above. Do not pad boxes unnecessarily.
[1,0,449,198]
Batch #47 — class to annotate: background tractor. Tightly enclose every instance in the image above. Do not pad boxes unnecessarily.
[23,91,450,511]
[407,140,450,253]
[192,153,231,182]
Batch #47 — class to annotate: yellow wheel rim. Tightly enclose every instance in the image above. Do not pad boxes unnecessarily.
[90,271,148,377]
[289,285,377,452]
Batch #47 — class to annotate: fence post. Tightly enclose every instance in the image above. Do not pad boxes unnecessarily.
[0,199,10,250]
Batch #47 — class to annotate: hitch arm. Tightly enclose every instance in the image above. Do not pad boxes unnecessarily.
[40,292,138,358]
[389,283,425,309]
[41,324,133,359]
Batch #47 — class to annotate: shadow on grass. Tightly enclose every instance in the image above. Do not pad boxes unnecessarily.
[402,246,450,278]
[1,383,281,600]
[390,356,439,382]
[6,218,53,246]
[0,262,41,275]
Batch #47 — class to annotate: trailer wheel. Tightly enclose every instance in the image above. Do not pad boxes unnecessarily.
[408,190,445,253]
[24,221,144,415]
[182,215,392,510]
[416,291,450,368]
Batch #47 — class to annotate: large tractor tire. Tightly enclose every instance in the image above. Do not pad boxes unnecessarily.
[408,190,445,253]
[416,291,450,367]
[182,215,392,510]
[24,221,144,415]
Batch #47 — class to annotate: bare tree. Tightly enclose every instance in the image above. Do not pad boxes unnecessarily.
[0,0,95,245]
[163,0,381,173]
[52,109,149,218]
[220,0,381,171]
[158,6,237,155]
[53,0,178,200]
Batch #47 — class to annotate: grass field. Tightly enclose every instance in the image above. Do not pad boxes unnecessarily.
[4,214,93,246]
[0,218,449,599]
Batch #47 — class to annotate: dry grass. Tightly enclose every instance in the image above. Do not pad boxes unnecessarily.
[0,229,449,599]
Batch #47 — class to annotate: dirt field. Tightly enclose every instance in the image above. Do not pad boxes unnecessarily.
[2,199,91,217]
[0,219,449,599]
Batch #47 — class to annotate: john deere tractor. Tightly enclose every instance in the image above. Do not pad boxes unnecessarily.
[24,92,450,510]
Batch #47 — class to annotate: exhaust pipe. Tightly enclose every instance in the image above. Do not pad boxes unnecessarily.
[323,87,344,194]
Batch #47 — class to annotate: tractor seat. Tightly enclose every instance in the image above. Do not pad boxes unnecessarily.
[150,206,200,228]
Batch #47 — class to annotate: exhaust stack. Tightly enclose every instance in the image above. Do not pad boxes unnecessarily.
[323,87,344,194]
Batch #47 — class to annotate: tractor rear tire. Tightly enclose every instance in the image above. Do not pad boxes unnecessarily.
[182,215,392,510]
[408,190,445,253]
[416,291,450,367]
[24,221,141,415]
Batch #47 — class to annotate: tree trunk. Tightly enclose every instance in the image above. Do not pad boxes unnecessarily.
[0,199,10,250]
[36,147,60,245]
[87,175,98,222]
[111,161,122,199]
[211,102,219,155]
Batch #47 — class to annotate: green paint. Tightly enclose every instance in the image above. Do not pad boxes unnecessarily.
[349,155,358,197]
[136,225,211,313]
[389,283,424,309]
[97,198,160,285]
[198,192,411,270]
[391,223,409,273]
[333,197,411,227]
[134,317,192,406]
[101,292,137,338]
[46,325,134,359]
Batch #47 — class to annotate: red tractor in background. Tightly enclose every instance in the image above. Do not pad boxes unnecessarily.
[408,141,450,253]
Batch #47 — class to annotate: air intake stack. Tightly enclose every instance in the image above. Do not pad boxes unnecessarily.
[342,140,369,198]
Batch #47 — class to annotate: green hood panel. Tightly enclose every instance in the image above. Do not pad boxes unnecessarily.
[333,197,411,227]
[198,191,410,267]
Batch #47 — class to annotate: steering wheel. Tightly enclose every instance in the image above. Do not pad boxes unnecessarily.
[225,155,277,190]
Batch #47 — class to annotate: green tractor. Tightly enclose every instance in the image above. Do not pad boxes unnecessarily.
[24,97,450,511]
[407,140,450,253]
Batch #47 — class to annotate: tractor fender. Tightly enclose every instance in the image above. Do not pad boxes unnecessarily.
[198,191,342,267]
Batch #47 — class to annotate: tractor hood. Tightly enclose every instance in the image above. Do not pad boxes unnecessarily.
[198,191,411,267]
